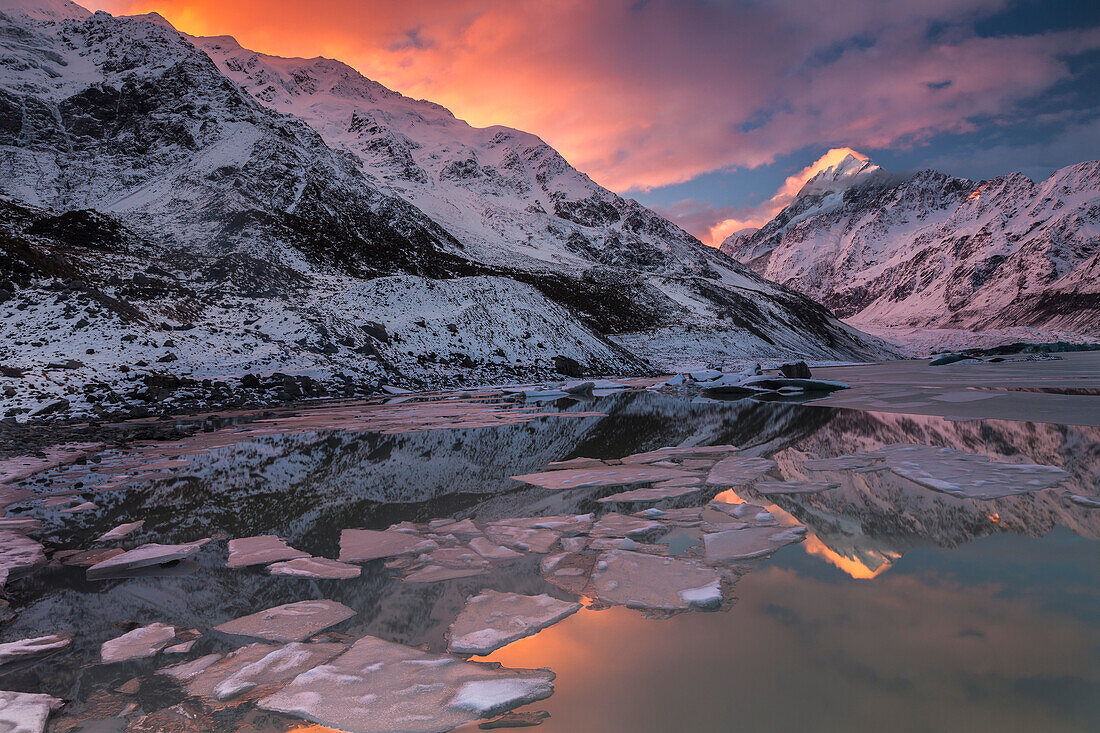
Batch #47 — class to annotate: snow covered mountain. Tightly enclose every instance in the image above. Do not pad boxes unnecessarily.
[720,153,1100,337]
[0,2,891,419]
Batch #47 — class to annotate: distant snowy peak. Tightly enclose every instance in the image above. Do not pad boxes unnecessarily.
[719,156,1100,336]
[799,153,883,195]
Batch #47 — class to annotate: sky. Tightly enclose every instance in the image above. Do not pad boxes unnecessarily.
[90,0,1100,244]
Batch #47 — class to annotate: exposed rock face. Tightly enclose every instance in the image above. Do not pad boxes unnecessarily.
[721,154,1100,336]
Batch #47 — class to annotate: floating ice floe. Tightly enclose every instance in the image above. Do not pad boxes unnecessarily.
[483,523,560,554]
[0,634,72,668]
[101,623,175,663]
[468,537,523,560]
[0,531,45,586]
[226,536,310,568]
[339,529,429,562]
[267,557,361,579]
[754,480,840,495]
[591,550,727,611]
[511,465,697,490]
[706,456,777,485]
[597,484,703,503]
[590,513,663,539]
[804,455,884,472]
[688,369,722,382]
[448,591,582,655]
[0,690,64,733]
[160,641,345,702]
[214,600,355,643]
[56,547,124,567]
[86,539,210,579]
[704,526,807,562]
[59,502,97,514]
[869,444,1069,499]
[1067,494,1100,508]
[94,521,144,542]
[257,635,555,733]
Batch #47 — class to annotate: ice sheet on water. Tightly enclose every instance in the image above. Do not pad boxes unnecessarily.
[590,513,664,539]
[0,690,64,733]
[101,623,175,663]
[754,480,840,495]
[160,642,345,702]
[85,540,209,579]
[226,536,309,568]
[94,521,144,542]
[511,465,699,490]
[0,634,72,668]
[214,600,355,643]
[590,550,729,611]
[869,444,1069,499]
[0,531,45,585]
[597,484,703,503]
[804,455,884,472]
[267,557,361,579]
[447,591,582,655]
[704,526,807,562]
[706,456,777,485]
[257,635,555,733]
[338,529,428,562]
[468,537,523,560]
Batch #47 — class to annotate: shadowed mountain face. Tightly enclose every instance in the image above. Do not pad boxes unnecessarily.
[720,154,1100,336]
[0,4,892,416]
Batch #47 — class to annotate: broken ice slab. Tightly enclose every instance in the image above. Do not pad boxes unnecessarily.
[1067,494,1100,508]
[0,530,46,585]
[267,557,361,579]
[871,444,1070,499]
[226,536,309,568]
[590,513,663,539]
[511,465,699,490]
[57,548,124,567]
[704,526,807,562]
[469,537,524,560]
[448,591,581,655]
[86,539,210,579]
[542,457,607,470]
[214,600,355,643]
[542,553,596,594]
[0,634,72,668]
[101,623,175,664]
[706,455,777,485]
[95,521,144,542]
[59,501,97,514]
[754,480,840,495]
[159,641,345,702]
[338,529,429,562]
[804,455,884,472]
[619,445,739,464]
[404,565,487,583]
[597,484,703,503]
[0,690,64,733]
[591,550,727,611]
[257,635,555,733]
[0,518,42,532]
[483,524,560,554]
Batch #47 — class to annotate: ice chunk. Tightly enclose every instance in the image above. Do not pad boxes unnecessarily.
[448,591,581,655]
[101,623,175,663]
[1067,494,1100,508]
[267,557,361,579]
[804,455,883,472]
[591,550,727,611]
[704,526,807,562]
[511,465,698,490]
[590,513,663,539]
[469,537,523,560]
[0,634,72,668]
[257,635,554,733]
[871,444,1069,499]
[95,521,144,542]
[0,690,64,733]
[214,600,355,643]
[755,480,839,495]
[339,529,426,562]
[707,456,776,485]
[597,484,702,503]
[483,524,560,554]
[226,535,309,568]
[86,540,209,579]
[688,369,722,382]
[0,531,45,584]
[162,642,344,701]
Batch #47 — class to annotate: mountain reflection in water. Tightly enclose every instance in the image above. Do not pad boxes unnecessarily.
[2,389,1097,732]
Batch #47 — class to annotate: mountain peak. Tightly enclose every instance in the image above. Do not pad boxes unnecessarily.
[801,153,882,195]
[0,0,89,21]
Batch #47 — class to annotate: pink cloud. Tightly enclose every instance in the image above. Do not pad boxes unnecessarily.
[87,0,1100,193]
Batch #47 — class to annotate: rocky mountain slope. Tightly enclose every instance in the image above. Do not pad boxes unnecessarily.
[720,153,1100,336]
[0,1,890,419]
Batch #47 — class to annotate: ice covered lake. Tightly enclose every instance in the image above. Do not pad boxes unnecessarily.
[0,355,1098,732]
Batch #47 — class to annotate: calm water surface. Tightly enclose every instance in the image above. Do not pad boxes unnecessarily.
[2,384,1097,732]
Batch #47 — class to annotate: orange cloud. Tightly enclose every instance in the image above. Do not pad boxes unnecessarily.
[85,1,1100,195]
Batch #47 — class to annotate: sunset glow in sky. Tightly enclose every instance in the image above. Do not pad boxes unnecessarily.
[90,0,1100,244]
